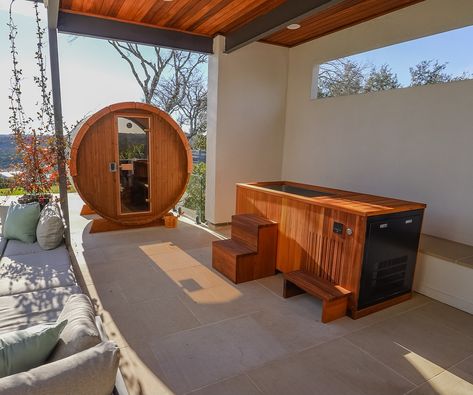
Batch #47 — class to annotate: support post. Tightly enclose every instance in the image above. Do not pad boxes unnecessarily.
[48,27,71,245]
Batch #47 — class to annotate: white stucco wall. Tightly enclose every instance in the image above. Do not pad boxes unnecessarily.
[206,37,288,224]
[282,0,473,245]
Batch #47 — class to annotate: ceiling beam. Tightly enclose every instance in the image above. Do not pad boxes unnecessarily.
[224,0,344,53]
[57,11,214,54]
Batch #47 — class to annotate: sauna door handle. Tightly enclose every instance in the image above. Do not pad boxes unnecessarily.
[109,162,117,172]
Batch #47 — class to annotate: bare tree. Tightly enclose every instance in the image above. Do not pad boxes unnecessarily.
[109,41,208,144]
[109,41,174,104]
[174,75,207,139]
[317,58,366,98]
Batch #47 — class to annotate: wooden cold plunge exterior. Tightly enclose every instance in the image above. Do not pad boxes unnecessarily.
[236,181,426,318]
[70,102,192,226]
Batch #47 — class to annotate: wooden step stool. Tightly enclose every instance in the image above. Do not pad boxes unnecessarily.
[283,270,351,323]
[212,214,277,283]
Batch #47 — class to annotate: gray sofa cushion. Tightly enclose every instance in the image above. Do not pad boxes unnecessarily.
[36,203,65,251]
[0,341,119,395]
[2,240,44,257]
[0,246,76,296]
[48,294,101,362]
[0,237,6,258]
[0,205,8,234]
[0,286,82,335]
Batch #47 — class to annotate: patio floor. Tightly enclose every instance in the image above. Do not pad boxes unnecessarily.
[68,193,473,395]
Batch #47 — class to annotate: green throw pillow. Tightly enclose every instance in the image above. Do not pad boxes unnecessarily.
[0,320,67,378]
[3,202,41,244]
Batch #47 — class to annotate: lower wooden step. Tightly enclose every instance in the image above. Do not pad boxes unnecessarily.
[212,239,255,283]
[283,270,351,323]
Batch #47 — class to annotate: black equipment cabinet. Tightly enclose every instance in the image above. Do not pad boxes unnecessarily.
[358,210,424,309]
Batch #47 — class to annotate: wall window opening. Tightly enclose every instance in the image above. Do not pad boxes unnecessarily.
[312,25,473,99]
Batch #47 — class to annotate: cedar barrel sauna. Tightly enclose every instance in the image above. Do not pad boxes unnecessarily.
[70,102,192,227]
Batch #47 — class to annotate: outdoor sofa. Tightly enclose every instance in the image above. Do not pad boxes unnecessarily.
[0,203,127,395]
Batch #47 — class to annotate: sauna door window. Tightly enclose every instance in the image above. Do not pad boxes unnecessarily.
[117,116,151,214]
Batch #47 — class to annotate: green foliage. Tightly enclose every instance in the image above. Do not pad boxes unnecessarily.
[183,163,206,220]
[408,60,471,86]
[318,58,472,98]
[364,64,400,92]
[190,134,206,151]
[119,143,146,160]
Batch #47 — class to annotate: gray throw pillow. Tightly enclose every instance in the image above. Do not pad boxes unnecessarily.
[0,341,119,395]
[0,321,67,378]
[48,294,101,362]
[36,202,64,250]
[3,202,40,244]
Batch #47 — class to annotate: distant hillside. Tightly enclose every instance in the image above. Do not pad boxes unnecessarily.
[0,134,17,170]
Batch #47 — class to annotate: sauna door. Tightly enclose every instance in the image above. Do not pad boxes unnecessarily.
[116,115,151,215]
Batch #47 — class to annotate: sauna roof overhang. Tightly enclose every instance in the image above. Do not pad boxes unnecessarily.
[42,0,424,54]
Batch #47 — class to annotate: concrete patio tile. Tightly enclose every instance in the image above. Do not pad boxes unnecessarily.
[151,315,288,394]
[247,298,344,352]
[137,295,201,338]
[408,355,473,395]
[344,307,473,385]
[119,345,174,395]
[117,268,183,304]
[138,241,181,257]
[187,374,262,395]
[414,300,473,339]
[147,249,204,272]
[178,281,280,324]
[256,273,284,297]
[185,246,213,268]
[165,264,230,291]
[248,338,414,395]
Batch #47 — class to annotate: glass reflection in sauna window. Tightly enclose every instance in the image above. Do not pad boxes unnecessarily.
[117,116,150,214]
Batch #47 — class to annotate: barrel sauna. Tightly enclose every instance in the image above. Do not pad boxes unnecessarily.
[69,102,192,226]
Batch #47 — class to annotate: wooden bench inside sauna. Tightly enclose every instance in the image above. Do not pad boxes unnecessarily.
[212,181,426,322]
[69,102,192,232]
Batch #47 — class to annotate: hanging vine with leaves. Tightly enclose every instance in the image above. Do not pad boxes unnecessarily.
[8,0,59,199]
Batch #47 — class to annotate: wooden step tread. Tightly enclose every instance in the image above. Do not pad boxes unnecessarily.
[232,214,276,228]
[213,239,255,256]
[284,270,351,302]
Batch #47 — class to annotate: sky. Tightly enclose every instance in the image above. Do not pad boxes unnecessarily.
[0,1,472,133]
[0,0,142,134]
[346,25,473,86]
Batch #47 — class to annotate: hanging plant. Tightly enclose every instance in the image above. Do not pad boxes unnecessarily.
[8,0,58,205]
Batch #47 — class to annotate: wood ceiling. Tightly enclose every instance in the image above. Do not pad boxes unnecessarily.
[262,0,424,47]
[58,0,423,49]
[59,0,286,36]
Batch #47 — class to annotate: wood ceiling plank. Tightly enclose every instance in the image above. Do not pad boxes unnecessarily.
[262,0,423,47]
[195,0,282,36]
[221,0,286,34]
[139,1,169,25]
[158,0,199,26]
[173,0,229,31]
[61,0,73,10]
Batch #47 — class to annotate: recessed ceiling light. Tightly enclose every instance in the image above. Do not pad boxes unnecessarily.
[287,23,301,30]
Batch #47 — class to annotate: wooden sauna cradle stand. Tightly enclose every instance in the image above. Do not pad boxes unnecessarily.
[213,181,426,323]
[69,102,192,233]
